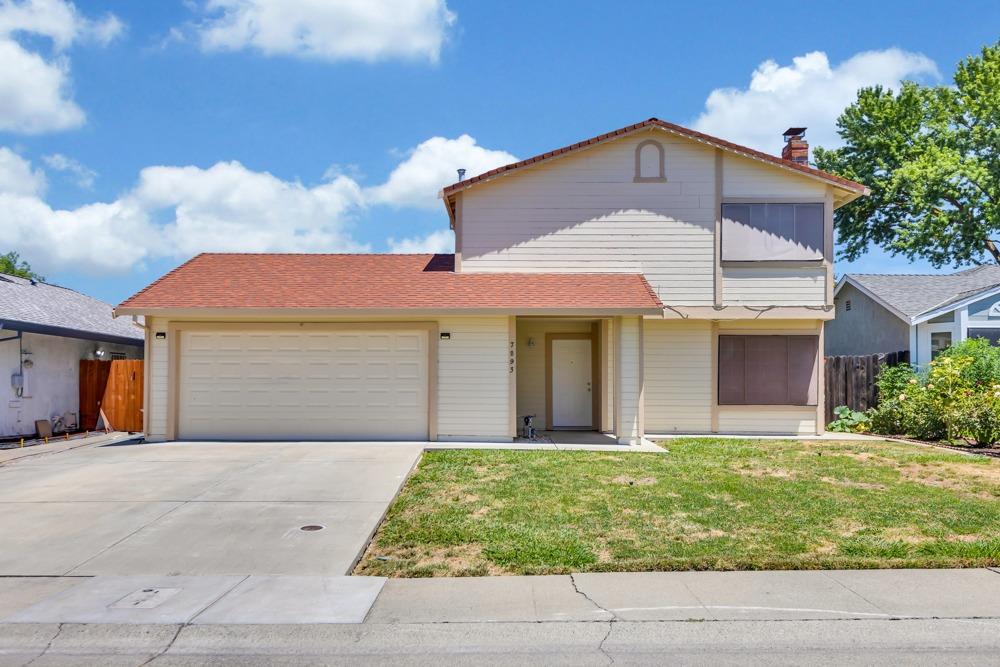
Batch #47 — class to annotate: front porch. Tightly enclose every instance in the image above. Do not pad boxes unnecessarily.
[513,316,644,445]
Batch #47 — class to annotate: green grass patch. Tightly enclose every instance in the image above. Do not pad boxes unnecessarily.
[354,439,1000,577]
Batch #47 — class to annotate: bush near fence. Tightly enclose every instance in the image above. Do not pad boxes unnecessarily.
[824,350,909,424]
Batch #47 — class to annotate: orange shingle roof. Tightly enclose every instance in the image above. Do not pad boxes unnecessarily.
[116,254,663,313]
[441,118,868,198]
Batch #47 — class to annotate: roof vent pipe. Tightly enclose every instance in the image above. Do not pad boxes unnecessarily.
[457,168,466,181]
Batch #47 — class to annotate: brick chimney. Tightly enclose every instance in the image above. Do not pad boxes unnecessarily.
[781,127,808,165]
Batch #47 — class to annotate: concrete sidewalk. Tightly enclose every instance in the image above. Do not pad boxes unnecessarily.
[5,569,1000,665]
[5,568,1000,626]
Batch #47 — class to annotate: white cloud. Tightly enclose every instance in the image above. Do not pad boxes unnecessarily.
[0,132,517,274]
[195,0,456,63]
[42,152,95,189]
[388,228,453,254]
[691,49,939,152]
[367,134,516,209]
[0,0,124,134]
[0,147,45,195]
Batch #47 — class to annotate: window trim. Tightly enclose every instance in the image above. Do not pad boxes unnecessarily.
[720,201,827,263]
[717,334,819,406]
[633,139,667,183]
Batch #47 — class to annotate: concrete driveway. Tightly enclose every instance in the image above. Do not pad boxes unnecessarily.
[0,440,422,577]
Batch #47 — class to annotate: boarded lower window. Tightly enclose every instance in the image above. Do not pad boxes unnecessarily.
[722,203,824,261]
[719,335,818,405]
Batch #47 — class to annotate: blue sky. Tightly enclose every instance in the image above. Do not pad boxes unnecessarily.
[1,0,998,304]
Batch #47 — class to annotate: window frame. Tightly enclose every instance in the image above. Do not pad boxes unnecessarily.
[720,202,827,264]
[717,334,820,406]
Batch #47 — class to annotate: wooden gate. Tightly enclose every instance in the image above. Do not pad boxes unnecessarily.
[824,350,909,423]
[80,359,144,432]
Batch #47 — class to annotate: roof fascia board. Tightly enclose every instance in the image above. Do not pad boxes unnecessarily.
[0,319,144,346]
[114,306,664,319]
[838,276,914,324]
[912,283,1000,325]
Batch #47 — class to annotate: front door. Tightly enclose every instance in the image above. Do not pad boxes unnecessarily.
[551,338,593,428]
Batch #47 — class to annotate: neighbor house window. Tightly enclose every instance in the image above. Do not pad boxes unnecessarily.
[721,203,824,261]
[718,335,819,405]
[930,332,952,359]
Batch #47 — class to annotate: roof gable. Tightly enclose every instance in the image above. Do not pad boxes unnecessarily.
[441,118,868,213]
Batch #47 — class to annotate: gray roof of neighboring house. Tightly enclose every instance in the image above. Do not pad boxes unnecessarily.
[845,265,1000,320]
[0,273,143,345]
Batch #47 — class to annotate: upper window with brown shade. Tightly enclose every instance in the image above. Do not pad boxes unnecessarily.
[721,203,824,262]
[718,335,819,405]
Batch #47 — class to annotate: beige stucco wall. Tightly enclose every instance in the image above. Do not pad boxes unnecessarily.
[826,283,910,356]
[1,331,142,437]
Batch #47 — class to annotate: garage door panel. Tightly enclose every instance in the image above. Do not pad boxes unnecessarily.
[178,328,428,441]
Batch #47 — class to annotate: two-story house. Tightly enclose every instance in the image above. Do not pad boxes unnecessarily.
[116,119,867,443]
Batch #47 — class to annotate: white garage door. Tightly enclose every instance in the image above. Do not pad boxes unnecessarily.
[178,328,428,440]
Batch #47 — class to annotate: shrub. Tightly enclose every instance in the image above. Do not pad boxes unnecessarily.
[828,406,870,432]
[937,337,1000,387]
[866,344,1000,445]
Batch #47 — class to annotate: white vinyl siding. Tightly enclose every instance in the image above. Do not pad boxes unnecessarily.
[717,407,817,435]
[643,320,712,432]
[722,267,826,306]
[616,317,643,444]
[436,316,511,441]
[722,154,828,198]
[460,131,717,306]
[148,318,168,440]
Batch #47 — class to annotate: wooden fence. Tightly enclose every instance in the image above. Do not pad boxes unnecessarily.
[824,350,909,423]
[80,359,144,432]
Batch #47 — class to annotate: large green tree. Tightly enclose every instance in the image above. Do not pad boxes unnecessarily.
[814,41,999,266]
[0,251,44,281]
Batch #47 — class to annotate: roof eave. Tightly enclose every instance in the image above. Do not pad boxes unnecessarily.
[0,319,144,346]
[114,306,663,319]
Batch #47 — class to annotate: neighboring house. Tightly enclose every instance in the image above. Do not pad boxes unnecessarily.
[1,273,144,437]
[829,266,1000,366]
[116,119,868,443]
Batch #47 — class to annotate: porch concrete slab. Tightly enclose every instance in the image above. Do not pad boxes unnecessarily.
[365,575,612,623]
[0,460,244,502]
[0,577,85,619]
[69,501,390,576]
[195,460,414,503]
[0,501,182,576]
[7,576,243,624]
[193,576,386,624]
[824,568,1000,617]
